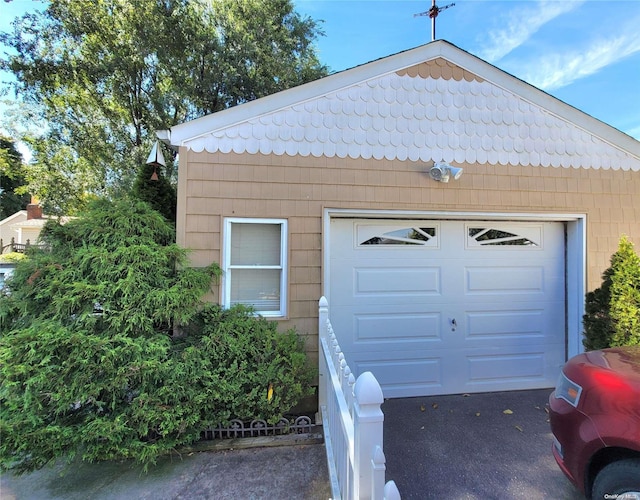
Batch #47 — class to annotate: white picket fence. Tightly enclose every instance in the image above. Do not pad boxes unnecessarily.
[318,296,401,500]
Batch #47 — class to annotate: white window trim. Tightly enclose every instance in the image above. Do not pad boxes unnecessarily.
[222,217,288,317]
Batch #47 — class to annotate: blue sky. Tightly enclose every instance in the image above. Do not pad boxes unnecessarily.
[292,0,640,140]
[2,0,640,142]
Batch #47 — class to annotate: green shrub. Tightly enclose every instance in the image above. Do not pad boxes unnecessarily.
[177,304,314,426]
[583,235,640,350]
[0,198,313,474]
[127,304,314,457]
[0,252,26,263]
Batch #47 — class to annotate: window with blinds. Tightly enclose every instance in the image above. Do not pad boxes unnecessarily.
[223,218,287,317]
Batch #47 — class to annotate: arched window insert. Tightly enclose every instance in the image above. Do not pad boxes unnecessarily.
[360,227,437,246]
[468,228,538,246]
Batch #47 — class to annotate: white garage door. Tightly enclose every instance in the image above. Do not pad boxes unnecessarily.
[329,219,566,398]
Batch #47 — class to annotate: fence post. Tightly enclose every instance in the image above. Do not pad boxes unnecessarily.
[317,296,329,424]
[371,446,386,499]
[384,480,401,500]
[353,371,384,499]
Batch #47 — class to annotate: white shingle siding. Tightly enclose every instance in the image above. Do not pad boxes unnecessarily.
[183,72,638,171]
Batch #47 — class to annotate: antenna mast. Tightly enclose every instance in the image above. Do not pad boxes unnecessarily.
[414,0,455,41]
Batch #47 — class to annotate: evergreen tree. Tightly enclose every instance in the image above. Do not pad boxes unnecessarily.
[610,236,640,346]
[583,235,640,350]
[0,198,218,472]
[132,162,177,224]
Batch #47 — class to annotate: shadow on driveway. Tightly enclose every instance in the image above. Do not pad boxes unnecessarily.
[383,388,584,500]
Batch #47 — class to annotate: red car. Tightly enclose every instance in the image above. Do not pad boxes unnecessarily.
[549,346,640,499]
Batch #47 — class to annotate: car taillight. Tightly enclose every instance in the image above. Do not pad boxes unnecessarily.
[555,371,583,407]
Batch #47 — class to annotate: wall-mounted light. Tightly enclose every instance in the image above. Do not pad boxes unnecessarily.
[428,162,463,183]
[145,141,166,181]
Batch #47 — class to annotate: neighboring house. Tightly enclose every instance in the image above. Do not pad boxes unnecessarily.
[164,40,640,401]
[1,201,45,286]
[0,210,28,251]
[1,200,69,254]
[1,199,46,251]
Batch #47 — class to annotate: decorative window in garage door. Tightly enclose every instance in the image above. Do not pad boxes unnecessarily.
[467,225,541,248]
[357,225,438,247]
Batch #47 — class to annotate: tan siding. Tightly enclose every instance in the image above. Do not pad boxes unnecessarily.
[396,58,484,83]
[177,150,640,360]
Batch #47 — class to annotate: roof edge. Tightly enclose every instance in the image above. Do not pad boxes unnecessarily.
[170,40,640,159]
[0,210,28,226]
[170,41,451,145]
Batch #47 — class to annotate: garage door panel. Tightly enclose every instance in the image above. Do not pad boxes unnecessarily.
[462,307,564,351]
[331,304,445,352]
[354,267,441,296]
[467,352,545,379]
[465,309,545,338]
[353,353,444,398]
[463,346,565,390]
[336,292,449,308]
[354,311,442,342]
[464,265,564,297]
[330,261,444,306]
[465,266,545,294]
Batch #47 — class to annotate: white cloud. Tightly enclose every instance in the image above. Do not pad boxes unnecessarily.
[478,0,584,62]
[522,30,640,90]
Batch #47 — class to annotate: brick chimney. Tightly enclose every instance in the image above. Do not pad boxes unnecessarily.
[26,196,43,220]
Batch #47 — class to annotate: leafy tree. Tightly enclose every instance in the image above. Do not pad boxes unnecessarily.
[583,235,640,350]
[1,0,328,213]
[0,197,313,473]
[0,136,30,219]
[14,139,97,216]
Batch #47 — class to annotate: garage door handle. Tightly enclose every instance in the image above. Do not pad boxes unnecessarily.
[451,318,457,331]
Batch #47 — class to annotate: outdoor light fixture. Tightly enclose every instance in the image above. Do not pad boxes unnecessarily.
[145,141,166,181]
[428,162,463,183]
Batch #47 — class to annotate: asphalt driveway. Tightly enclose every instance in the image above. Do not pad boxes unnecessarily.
[383,388,583,500]
[2,389,582,500]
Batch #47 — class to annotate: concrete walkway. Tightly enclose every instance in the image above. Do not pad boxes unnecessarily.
[1,444,331,500]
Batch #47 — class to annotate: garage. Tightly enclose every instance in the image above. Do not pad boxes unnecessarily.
[328,218,566,398]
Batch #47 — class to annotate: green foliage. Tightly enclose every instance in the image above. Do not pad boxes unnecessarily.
[583,235,640,350]
[0,321,175,472]
[13,140,97,216]
[0,197,313,474]
[610,237,640,346]
[1,0,328,213]
[132,162,177,225]
[0,136,30,219]
[178,304,314,426]
[0,252,26,263]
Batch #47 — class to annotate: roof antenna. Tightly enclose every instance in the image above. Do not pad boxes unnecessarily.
[414,0,455,41]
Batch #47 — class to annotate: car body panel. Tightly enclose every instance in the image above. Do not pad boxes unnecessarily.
[549,392,606,493]
[549,346,640,495]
